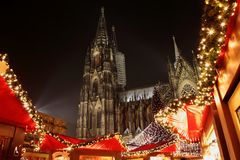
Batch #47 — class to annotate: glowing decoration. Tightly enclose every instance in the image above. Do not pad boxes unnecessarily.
[0,61,8,75]
[152,85,165,114]
[121,140,177,158]
[195,0,237,107]
[208,28,215,36]
[126,122,176,151]
[174,140,201,157]
[40,131,127,155]
[52,151,70,160]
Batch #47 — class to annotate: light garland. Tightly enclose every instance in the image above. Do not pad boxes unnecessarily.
[173,152,202,158]
[45,129,178,158]
[122,136,202,158]
[73,132,125,149]
[121,139,177,158]
[0,53,45,151]
[174,140,202,157]
[154,0,238,136]
[195,0,237,107]
[44,132,126,150]
[45,131,74,147]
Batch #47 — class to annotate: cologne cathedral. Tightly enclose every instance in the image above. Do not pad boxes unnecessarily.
[76,7,199,138]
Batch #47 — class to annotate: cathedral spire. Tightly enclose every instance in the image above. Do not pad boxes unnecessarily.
[111,25,118,53]
[94,7,108,46]
[172,36,180,68]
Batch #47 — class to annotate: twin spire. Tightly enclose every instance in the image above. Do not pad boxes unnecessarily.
[95,7,108,46]
[94,7,180,64]
[111,26,118,53]
[172,36,180,62]
[94,7,118,52]
[172,36,181,68]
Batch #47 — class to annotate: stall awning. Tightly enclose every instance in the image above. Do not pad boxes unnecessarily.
[41,134,68,152]
[76,135,126,152]
[0,76,35,129]
[164,105,209,141]
[40,133,126,152]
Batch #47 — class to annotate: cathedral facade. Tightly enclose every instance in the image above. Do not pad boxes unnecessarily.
[76,7,199,138]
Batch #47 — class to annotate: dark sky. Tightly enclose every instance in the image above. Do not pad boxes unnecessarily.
[0,1,203,136]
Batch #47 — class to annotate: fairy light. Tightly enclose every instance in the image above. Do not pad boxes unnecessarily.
[208,28,215,35]
[121,139,177,157]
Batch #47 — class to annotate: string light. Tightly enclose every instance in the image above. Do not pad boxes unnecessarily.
[43,132,126,150]
[121,139,177,158]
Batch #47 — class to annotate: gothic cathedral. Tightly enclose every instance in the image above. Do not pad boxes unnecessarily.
[76,7,124,138]
[76,7,199,138]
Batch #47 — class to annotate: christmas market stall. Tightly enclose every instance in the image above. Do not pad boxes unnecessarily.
[39,132,126,160]
[197,0,240,159]
[122,109,204,159]
[0,54,45,159]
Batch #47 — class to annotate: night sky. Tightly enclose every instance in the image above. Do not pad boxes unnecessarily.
[0,1,203,136]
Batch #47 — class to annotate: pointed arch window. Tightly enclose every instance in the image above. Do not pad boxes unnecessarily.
[92,79,98,97]
[89,108,92,129]
[97,109,101,128]
[181,84,196,97]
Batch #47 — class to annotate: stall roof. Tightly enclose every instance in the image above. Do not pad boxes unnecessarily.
[0,76,35,129]
[40,133,126,152]
[0,54,37,130]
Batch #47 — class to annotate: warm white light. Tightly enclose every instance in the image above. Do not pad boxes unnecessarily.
[220,22,226,27]
[218,38,223,42]
[205,62,210,67]
[208,28,215,35]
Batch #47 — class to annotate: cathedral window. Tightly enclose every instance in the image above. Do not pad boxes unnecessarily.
[92,79,98,96]
[181,84,196,97]
[104,73,108,81]
[97,109,101,128]
[162,89,173,105]
[89,112,92,129]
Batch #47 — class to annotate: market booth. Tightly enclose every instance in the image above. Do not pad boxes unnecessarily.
[38,122,185,160]
[39,132,126,160]
[39,132,178,160]
[0,54,46,159]
[212,0,240,159]
[122,144,176,160]
[199,0,240,159]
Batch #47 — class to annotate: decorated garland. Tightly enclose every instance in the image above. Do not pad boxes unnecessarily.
[121,139,177,158]
[44,132,126,149]
[74,132,124,148]
[195,0,237,107]
[152,84,165,114]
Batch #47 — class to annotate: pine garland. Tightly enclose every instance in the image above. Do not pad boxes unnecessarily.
[152,84,165,115]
